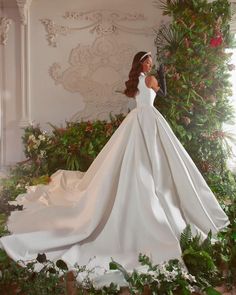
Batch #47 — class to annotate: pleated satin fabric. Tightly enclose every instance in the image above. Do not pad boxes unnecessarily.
[0,72,229,287]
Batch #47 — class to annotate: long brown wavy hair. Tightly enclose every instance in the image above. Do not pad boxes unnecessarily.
[124,51,151,98]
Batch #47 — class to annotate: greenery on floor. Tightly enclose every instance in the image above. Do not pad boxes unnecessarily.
[0,225,235,295]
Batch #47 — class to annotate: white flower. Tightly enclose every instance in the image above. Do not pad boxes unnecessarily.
[181,270,196,282]
[16,183,21,188]
[38,135,46,141]
[33,141,40,149]
[147,270,157,276]
[163,270,178,282]
[28,134,36,141]
[158,264,169,275]
[40,150,46,158]
[187,285,196,293]
[169,270,178,279]
[188,274,197,283]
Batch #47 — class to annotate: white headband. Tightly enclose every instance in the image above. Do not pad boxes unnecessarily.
[139,51,151,62]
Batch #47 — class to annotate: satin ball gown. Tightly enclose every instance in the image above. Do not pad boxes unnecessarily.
[0,72,229,287]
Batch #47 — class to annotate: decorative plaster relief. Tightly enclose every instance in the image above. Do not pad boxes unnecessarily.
[0,17,12,45]
[16,0,32,25]
[40,19,73,47]
[63,9,154,36]
[64,10,146,22]
[41,10,156,47]
[49,36,136,120]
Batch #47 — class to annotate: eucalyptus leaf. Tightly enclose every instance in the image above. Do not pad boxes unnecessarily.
[56,259,68,271]
[36,253,47,263]
[204,287,222,295]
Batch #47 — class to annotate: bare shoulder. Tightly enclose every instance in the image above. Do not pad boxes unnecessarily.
[145,75,158,86]
[145,75,159,91]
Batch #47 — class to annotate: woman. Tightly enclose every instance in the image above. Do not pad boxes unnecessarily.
[0,51,229,287]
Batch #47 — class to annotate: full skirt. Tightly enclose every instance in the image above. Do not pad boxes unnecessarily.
[0,105,229,287]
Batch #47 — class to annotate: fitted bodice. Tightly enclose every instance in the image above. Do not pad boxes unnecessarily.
[135,72,156,108]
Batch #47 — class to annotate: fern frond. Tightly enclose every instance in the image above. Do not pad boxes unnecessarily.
[201,230,213,254]
[183,248,217,274]
[192,232,202,251]
[180,224,192,251]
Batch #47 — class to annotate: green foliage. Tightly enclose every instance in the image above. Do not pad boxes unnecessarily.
[0,163,35,201]
[204,287,222,295]
[0,114,126,220]
[0,213,8,237]
[180,224,193,252]
[0,249,66,295]
[110,252,220,294]
[213,221,236,287]
[179,222,236,288]
[180,226,220,288]
[0,162,50,219]
[22,113,126,175]
[0,233,228,294]
[154,0,236,182]
[103,255,198,294]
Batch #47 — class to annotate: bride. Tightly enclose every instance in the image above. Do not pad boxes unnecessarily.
[0,51,229,287]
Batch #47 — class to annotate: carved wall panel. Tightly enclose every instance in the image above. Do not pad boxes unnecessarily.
[41,9,156,47]
[43,9,156,120]
[0,0,163,165]
[49,36,136,120]
[0,17,12,45]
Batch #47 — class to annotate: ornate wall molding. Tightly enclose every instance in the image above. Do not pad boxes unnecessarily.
[16,0,32,126]
[49,35,136,120]
[63,10,145,21]
[16,0,32,25]
[40,19,74,47]
[0,17,12,45]
[41,8,158,119]
[63,9,153,35]
[41,9,156,47]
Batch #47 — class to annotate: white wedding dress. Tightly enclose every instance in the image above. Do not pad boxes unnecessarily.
[0,73,229,287]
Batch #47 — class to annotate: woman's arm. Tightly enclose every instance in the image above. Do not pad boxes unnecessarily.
[145,75,160,93]
[156,64,167,96]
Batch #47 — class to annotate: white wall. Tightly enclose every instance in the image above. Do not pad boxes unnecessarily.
[0,4,23,166]
[0,0,165,166]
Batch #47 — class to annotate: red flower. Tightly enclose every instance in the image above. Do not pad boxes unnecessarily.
[210,34,223,48]
[85,121,93,132]
[56,128,67,135]
[105,123,113,136]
